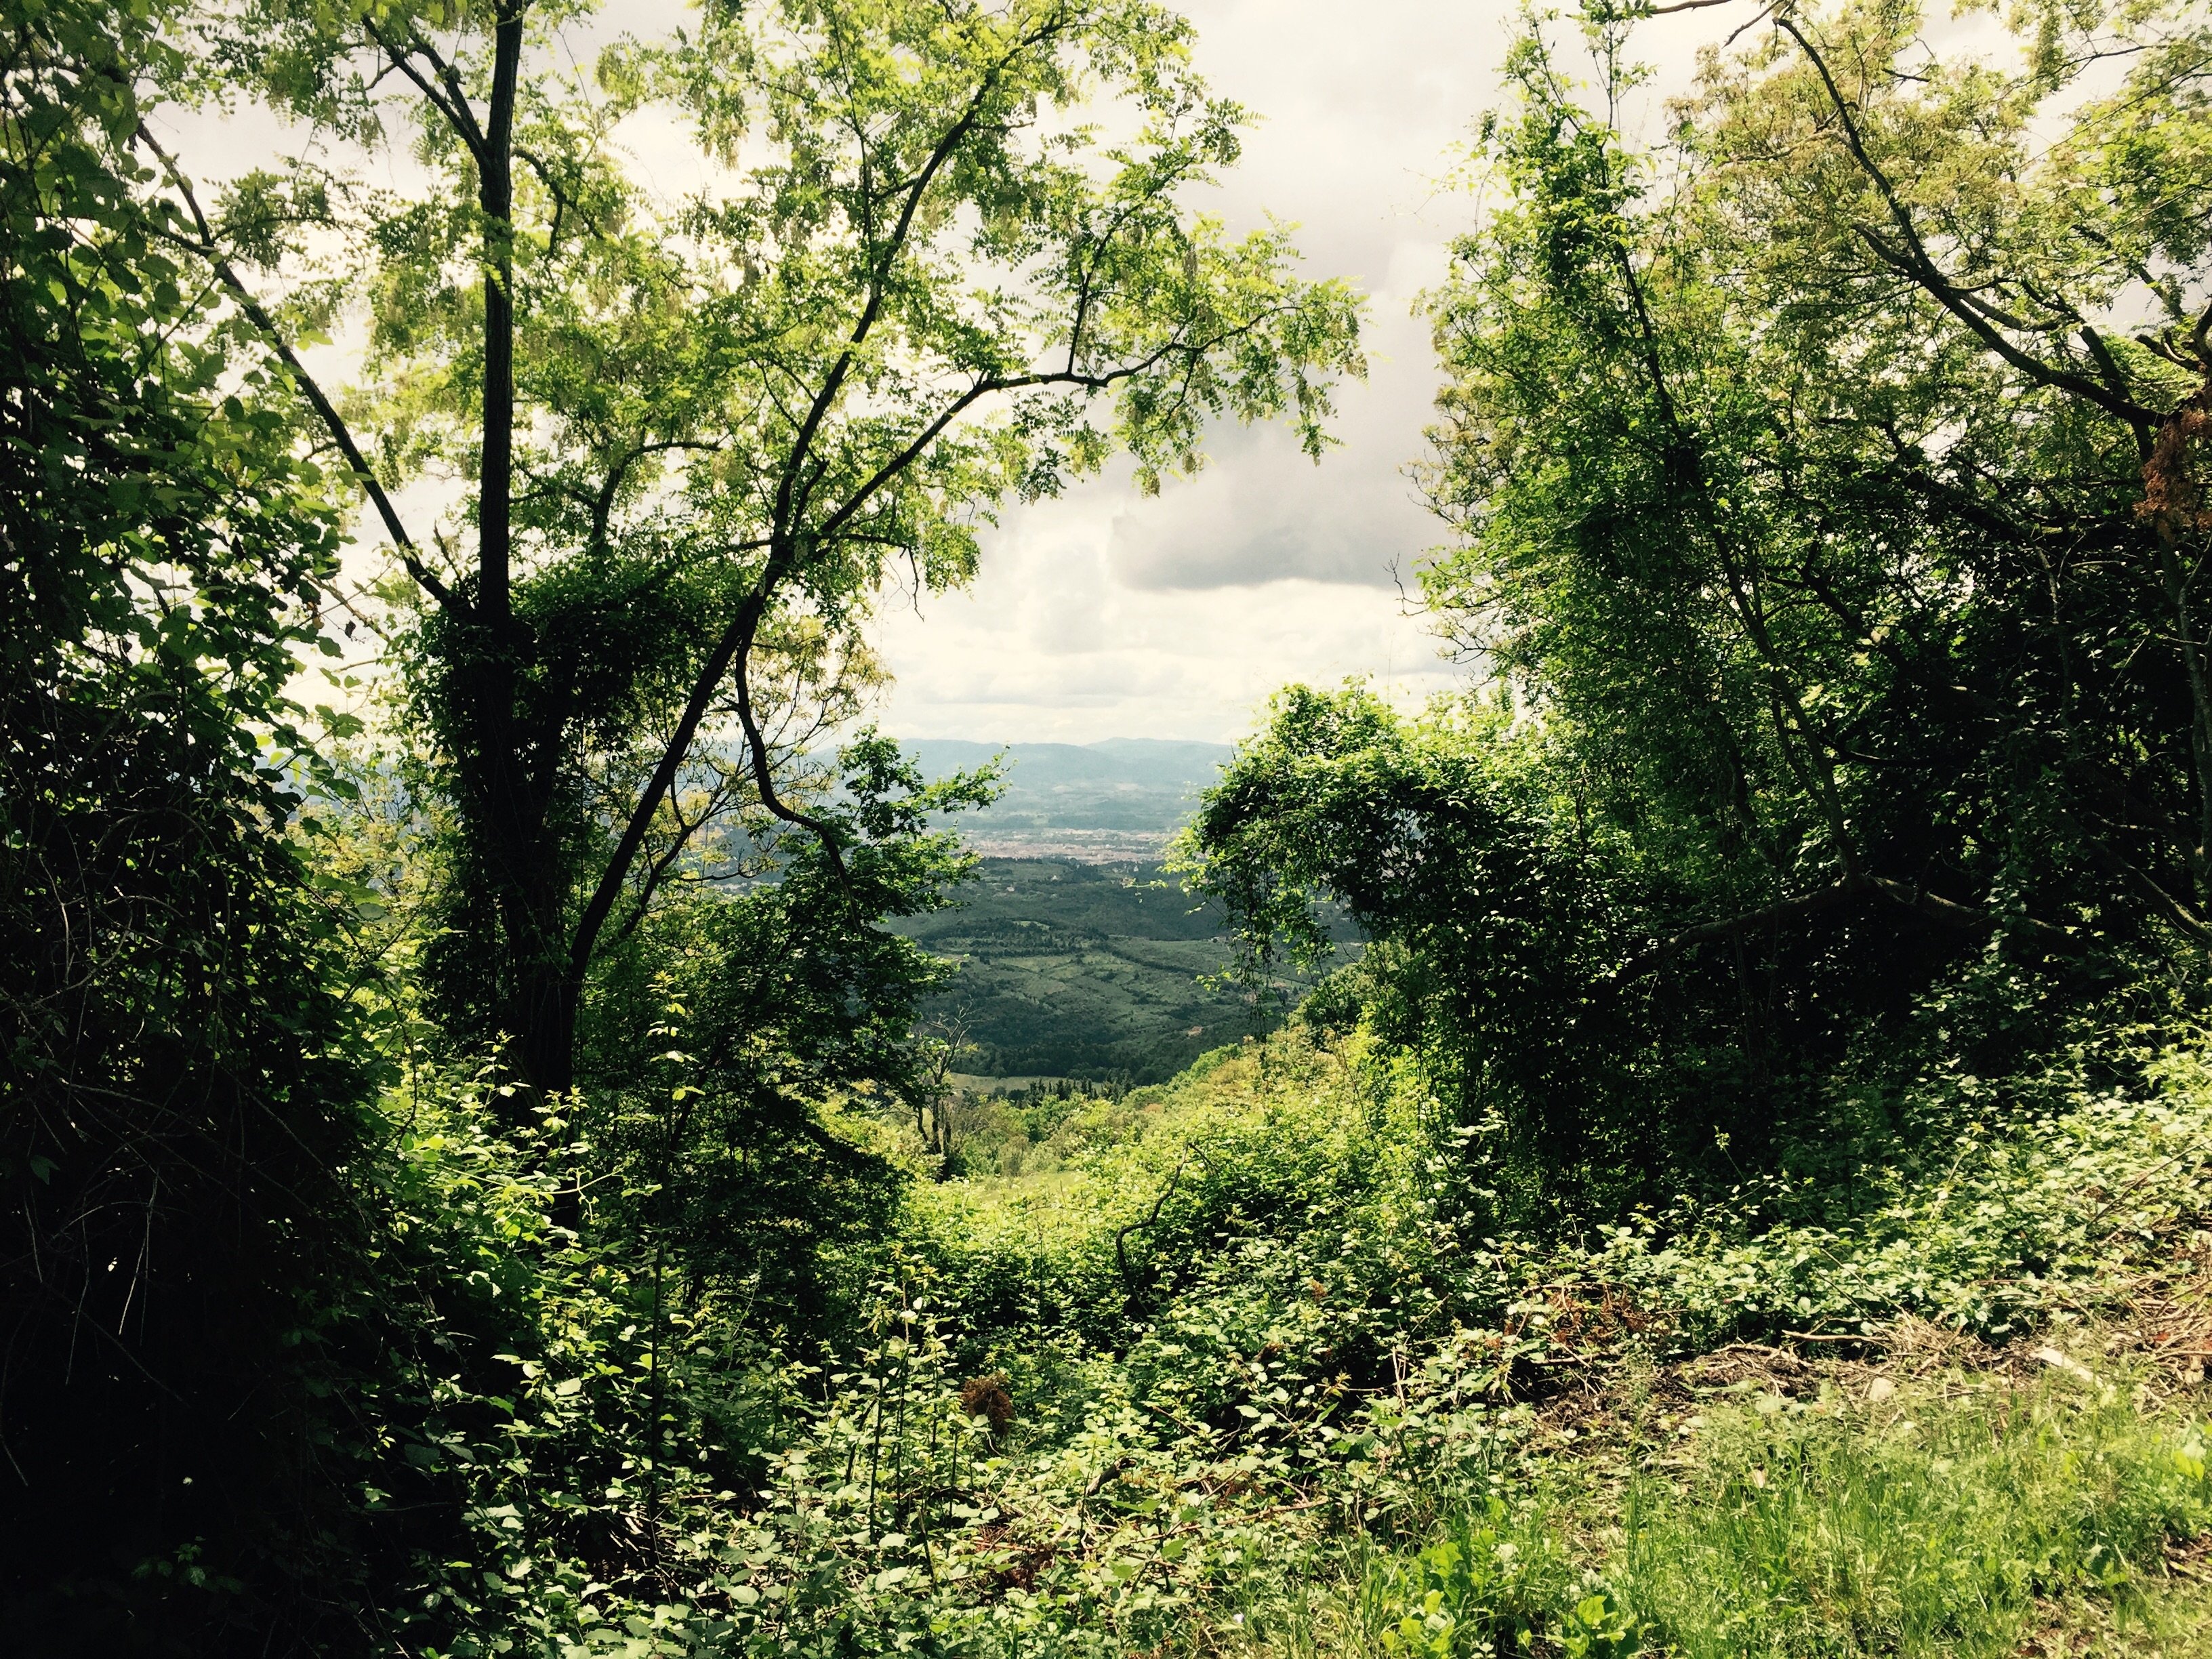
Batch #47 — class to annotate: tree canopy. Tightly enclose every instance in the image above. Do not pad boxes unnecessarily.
[159,0,1365,1094]
[1184,0,2212,1202]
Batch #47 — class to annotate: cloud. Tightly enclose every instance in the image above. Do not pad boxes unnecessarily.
[1104,295,1450,592]
[873,487,1475,743]
[870,0,1511,731]
[1102,445,1424,592]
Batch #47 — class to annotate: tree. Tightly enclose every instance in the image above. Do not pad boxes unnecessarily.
[1179,684,1653,1191]
[0,0,377,1636]
[1429,0,2211,954]
[1186,0,2212,1201]
[142,0,1365,1095]
[582,735,995,1316]
[913,1006,981,1172]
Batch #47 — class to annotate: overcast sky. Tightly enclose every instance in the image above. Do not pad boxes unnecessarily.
[871,0,1747,745]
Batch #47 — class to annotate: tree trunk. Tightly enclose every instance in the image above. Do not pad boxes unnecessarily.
[470,5,581,1100]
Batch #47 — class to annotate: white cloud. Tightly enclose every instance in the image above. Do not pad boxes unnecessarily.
[871,490,1472,745]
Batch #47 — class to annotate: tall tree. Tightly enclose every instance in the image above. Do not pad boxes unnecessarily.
[1187,0,2212,1197]
[146,0,1364,1094]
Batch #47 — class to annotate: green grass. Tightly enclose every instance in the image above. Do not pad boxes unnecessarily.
[1612,1372,2210,1657]
[1305,1362,2212,1659]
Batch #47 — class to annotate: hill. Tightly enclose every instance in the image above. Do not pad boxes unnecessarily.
[884,856,1298,1083]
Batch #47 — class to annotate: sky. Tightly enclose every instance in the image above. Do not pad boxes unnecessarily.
[867,0,1747,745]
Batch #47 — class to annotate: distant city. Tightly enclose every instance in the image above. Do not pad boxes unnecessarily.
[903,737,1235,861]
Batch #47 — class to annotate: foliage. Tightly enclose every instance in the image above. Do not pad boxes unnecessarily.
[179,0,1368,1094]
[579,734,996,1338]
[331,1068,759,1655]
[319,1002,2212,1659]
[0,0,381,1639]
[1356,1503,1569,1659]
[1184,0,2212,1208]
[1177,684,1659,1199]
[1579,1062,2212,1347]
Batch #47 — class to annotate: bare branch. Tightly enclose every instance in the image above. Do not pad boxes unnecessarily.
[731,627,854,896]
[569,570,779,981]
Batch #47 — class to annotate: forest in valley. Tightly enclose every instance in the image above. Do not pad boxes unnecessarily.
[7,0,2212,1653]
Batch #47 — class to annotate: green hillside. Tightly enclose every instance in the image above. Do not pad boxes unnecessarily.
[886,857,1334,1082]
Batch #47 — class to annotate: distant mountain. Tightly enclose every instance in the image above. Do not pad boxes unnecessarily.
[902,737,1234,858]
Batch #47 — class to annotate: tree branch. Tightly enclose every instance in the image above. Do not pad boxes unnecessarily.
[133,125,459,613]
[569,562,790,983]
[363,18,489,160]
[1613,870,2066,981]
[602,760,748,953]
[809,313,1288,550]
[1777,17,2159,432]
[587,440,723,556]
[360,19,487,161]
[731,623,853,896]
[769,24,1051,542]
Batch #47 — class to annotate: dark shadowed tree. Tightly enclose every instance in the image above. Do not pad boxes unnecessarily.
[0,0,377,1639]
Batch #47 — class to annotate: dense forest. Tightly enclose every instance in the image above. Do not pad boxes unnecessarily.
[5,0,2212,1654]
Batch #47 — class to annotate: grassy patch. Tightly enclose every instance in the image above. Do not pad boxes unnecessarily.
[1313,1354,2212,1659]
[1610,1368,2209,1658]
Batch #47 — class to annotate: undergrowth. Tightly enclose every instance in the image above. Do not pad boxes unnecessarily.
[381,1021,2212,1657]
